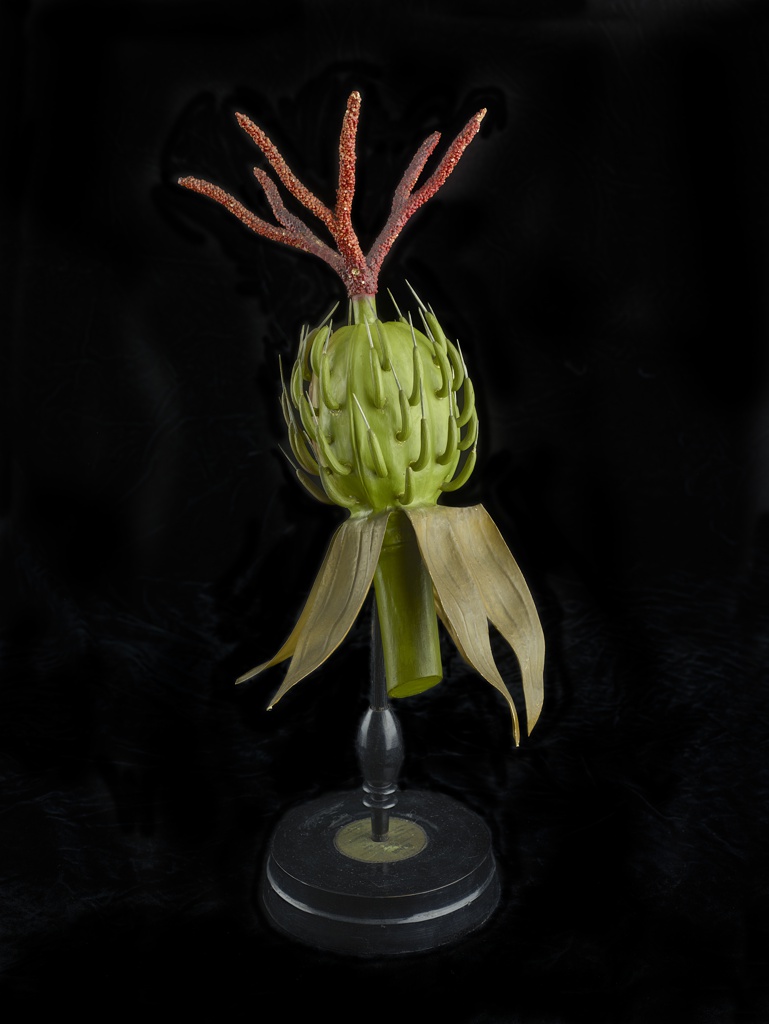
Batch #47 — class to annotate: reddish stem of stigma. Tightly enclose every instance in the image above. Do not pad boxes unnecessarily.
[179,92,486,300]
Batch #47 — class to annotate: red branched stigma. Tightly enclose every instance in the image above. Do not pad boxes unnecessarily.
[179,93,486,299]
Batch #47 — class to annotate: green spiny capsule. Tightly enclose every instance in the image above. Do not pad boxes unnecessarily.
[288,298,475,517]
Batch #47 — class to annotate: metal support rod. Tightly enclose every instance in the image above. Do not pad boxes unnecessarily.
[355,597,405,840]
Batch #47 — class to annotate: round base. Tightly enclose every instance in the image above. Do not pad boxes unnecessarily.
[259,789,501,957]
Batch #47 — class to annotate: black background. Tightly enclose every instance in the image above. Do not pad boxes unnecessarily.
[3,1,769,1020]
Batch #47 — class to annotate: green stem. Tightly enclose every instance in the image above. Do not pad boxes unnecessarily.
[351,294,378,324]
[372,510,443,697]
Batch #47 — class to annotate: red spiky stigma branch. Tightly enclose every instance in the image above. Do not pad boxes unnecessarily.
[179,91,486,300]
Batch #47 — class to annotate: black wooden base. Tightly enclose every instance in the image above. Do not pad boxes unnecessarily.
[259,788,501,957]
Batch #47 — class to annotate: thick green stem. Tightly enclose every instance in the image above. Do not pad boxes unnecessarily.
[351,295,378,324]
[372,510,443,697]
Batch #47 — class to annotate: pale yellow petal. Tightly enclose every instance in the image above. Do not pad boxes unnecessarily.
[432,586,472,667]
[265,511,390,708]
[407,505,521,745]
[235,523,346,684]
[450,504,545,733]
[411,503,544,737]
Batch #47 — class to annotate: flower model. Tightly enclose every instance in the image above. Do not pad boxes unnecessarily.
[179,92,544,743]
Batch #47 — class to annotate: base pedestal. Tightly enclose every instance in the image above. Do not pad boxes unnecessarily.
[259,788,500,957]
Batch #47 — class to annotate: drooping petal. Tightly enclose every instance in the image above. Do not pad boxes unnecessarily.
[453,504,545,732]
[239,511,390,708]
[406,505,521,745]
[408,503,545,738]
[234,527,339,684]
[432,585,472,667]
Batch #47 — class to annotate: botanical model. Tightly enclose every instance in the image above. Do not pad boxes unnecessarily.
[180,91,544,743]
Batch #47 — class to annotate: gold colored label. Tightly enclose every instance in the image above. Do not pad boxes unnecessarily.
[334,817,428,863]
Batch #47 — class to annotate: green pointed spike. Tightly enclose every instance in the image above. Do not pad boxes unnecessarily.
[446,340,465,390]
[410,384,431,472]
[437,414,458,465]
[364,321,386,409]
[423,309,449,352]
[319,466,358,509]
[431,336,452,398]
[318,350,341,411]
[289,421,320,474]
[369,431,389,479]
[441,447,477,491]
[316,427,352,477]
[405,279,428,312]
[317,301,339,331]
[310,322,332,378]
[280,385,293,429]
[277,443,298,472]
[374,320,392,370]
[387,288,407,323]
[298,389,318,438]
[399,465,415,506]
[296,467,333,504]
[458,407,478,450]
[396,387,412,443]
[388,361,412,443]
[457,377,475,428]
[290,357,305,410]
[353,393,389,479]
[408,313,423,406]
[418,309,436,345]
[297,324,312,378]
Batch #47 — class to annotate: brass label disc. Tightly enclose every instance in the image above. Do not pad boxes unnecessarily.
[334,817,429,863]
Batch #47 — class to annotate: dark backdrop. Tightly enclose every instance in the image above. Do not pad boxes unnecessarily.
[3,1,769,1020]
